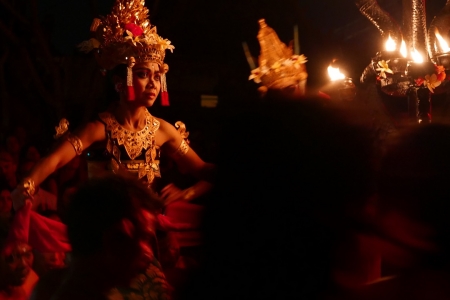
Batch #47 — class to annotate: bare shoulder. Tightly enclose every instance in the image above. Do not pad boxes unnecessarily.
[155,117,177,132]
[155,117,178,136]
[75,119,106,144]
[154,117,183,147]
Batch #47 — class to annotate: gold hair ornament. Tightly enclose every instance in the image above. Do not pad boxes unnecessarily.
[77,0,174,71]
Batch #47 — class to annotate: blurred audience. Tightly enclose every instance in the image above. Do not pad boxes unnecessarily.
[0,240,38,300]
[18,144,41,165]
[0,152,18,191]
[12,127,28,150]
[5,135,21,166]
[0,185,12,215]
[0,184,13,240]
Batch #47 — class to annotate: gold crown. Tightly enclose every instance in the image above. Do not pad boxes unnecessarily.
[78,0,174,70]
[249,19,307,90]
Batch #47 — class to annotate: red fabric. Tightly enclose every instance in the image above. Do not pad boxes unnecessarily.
[3,200,71,255]
[161,91,170,106]
[29,212,71,253]
[127,86,135,101]
[156,214,193,232]
[124,23,143,37]
[317,91,332,100]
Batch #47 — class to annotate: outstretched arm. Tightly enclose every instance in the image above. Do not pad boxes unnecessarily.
[12,120,106,210]
[157,119,216,204]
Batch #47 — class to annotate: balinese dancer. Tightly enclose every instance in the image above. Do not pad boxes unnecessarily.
[11,0,215,297]
[12,0,215,214]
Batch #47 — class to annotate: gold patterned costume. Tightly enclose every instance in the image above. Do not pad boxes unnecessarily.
[99,110,162,187]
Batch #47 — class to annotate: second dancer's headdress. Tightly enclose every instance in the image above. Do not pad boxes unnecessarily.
[249,19,308,95]
[78,0,174,104]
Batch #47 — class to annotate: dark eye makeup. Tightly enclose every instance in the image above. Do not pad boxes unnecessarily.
[134,68,161,80]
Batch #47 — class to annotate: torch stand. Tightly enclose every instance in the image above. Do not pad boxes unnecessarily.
[408,85,431,124]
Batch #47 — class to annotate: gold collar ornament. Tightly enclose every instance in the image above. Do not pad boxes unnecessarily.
[100,110,160,160]
[100,110,161,185]
[249,19,308,95]
[78,0,174,103]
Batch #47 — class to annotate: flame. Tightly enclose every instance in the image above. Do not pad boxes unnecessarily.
[385,34,396,51]
[411,49,424,63]
[400,40,407,58]
[435,28,450,53]
[328,65,345,81]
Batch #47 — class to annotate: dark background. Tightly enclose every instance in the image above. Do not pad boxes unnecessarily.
[36,0,447,85]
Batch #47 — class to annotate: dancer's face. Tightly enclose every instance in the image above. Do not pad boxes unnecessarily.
[132,62,161,107]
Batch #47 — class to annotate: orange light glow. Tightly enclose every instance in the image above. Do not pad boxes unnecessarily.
[411,49,424,63]
[328,65,345,81]
[435,29,450,53]
[385,35,396,51]
[400,40,407,58]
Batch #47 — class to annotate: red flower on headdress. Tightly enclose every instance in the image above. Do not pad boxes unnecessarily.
[124,23,143,37]
[437,71,446,82]
[415,77,425,86]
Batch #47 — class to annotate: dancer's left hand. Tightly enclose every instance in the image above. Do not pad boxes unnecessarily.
[160,183,186,206]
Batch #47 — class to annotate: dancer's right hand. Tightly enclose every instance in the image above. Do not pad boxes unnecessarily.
[11,187,31,211]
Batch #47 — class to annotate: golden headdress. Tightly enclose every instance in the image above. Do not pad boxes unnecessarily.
[249,19,308,93]
[78,0,174,103]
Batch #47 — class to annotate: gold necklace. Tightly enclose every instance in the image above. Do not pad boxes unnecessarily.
[100,110,160,160]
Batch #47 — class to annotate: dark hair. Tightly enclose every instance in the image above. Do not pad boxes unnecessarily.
[65,174,163,257]
[0,178,12,192]
[110,64,128,79]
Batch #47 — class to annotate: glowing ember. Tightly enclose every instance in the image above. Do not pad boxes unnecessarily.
[385,34,396,51]
[328,65,345,81]
[411,49,424,63]
[400,40,407,58]
[435,29,450,53]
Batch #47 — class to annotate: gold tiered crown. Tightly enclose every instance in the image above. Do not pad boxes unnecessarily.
[249,19,307,90]
[78,0,174,70]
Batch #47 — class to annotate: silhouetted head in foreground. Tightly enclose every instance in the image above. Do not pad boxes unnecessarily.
[185,96,376,299]
[66,174,163,287]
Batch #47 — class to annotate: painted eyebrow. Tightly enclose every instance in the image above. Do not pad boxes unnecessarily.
[134,68,161,74]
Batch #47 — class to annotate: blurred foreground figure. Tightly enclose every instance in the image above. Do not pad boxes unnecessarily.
[346,123,450,300]
[33,174,171,300]
[180,95,378,299]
